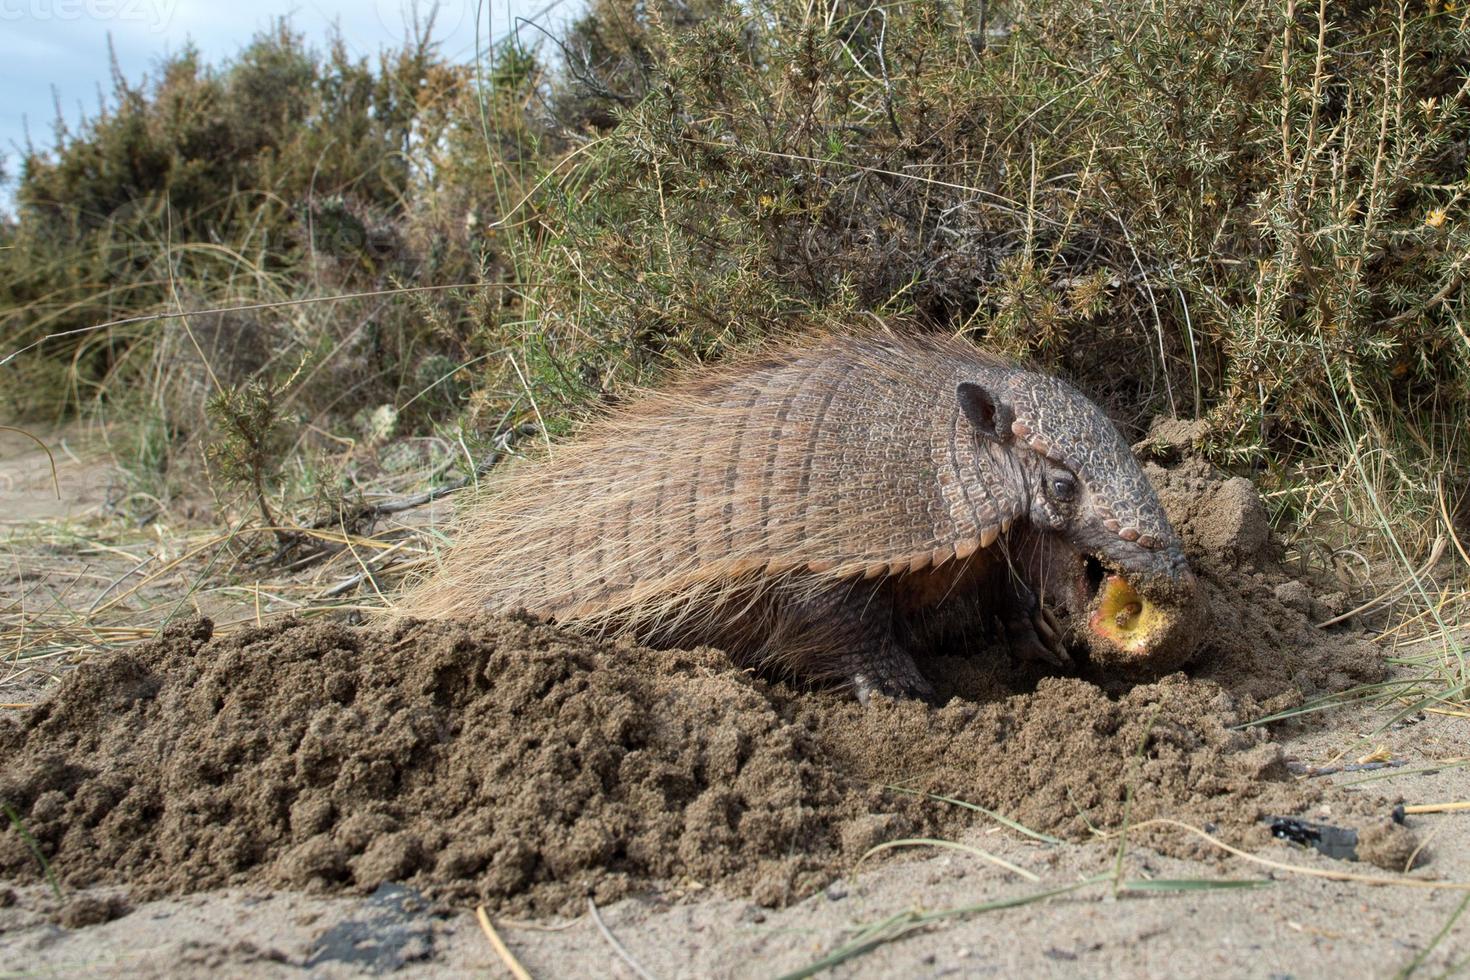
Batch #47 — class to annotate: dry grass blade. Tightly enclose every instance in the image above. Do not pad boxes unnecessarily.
[1316,537,1448,629]
[1117,878,1270,892]
[1438,479,1470,571]
[775,877,1102,980]
[881,784,1064,844]
[1394,892,1470,980]
[586,896,655,980]
[0,427,59,498]
[474,905,533,980]
[1343,759,1470,787]
[1120,819,1470,890]
[1401,802,1470,815]
[778,870,1265,980]
[858,838,1040,881]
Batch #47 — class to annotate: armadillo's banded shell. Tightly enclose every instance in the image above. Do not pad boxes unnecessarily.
[418,333,1032,625]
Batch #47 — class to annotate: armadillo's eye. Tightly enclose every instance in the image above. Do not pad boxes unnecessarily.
[1050,475,1078,501]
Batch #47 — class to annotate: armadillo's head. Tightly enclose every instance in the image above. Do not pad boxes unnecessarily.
[957,373,1204,675]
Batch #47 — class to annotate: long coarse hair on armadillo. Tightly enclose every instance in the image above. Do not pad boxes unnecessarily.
[390,326,1022,654]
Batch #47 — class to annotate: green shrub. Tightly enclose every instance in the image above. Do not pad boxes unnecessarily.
[522,0,1470,550]
[2,1,1465,553]
[0,19,549,522]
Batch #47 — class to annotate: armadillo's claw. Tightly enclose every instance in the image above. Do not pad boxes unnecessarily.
[1039,606,1071,662]
[1035,606,1061,643]
[1006,605,1075,671]
[850,666,937,706]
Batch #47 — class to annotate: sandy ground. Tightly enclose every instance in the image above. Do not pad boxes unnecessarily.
[1,707,1465,979]
[1,653,1465,979]
[0,425,116,525]
[2,429,1467,979]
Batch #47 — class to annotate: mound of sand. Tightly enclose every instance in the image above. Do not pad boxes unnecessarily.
[0,459,1411,915]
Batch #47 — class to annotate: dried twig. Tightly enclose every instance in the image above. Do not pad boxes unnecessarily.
[475,905,532,980]
[1315,536,1446,628]
[1402,801,1470,815]
[307,423,537,535]
[1286,758,1407,778]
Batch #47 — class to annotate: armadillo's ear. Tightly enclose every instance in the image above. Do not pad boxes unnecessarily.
[956,381,1015,444]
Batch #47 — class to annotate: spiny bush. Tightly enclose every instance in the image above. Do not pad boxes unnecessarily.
[204,379,294,542]
[519,0,1469,551]
[2,1,1466,557]
[4,20,537,390]
[0,19,545,513]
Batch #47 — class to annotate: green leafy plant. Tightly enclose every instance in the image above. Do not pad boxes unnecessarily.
[205,380,294,544]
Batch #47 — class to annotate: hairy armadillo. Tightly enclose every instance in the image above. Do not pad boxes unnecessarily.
[398,331,1202,701]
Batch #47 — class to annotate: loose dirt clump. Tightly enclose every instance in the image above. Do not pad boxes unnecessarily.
[0,460,1410,914]
[1148,457,1386,707]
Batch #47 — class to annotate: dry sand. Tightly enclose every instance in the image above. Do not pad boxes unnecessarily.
[1,448,1466,977]
[0,712,1465,979]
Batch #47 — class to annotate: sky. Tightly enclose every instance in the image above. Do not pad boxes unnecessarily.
[0,0,577,211]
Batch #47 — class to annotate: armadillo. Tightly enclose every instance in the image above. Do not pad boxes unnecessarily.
[397,331,1202,701]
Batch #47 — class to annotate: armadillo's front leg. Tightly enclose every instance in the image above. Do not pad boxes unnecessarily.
[780,585,936,704]
[840,636,936,705]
